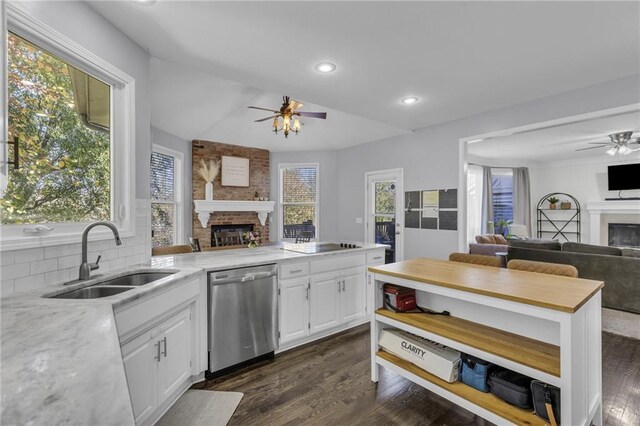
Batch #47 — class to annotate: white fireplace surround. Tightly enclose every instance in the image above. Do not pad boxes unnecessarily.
[193,200,275,228]
[585,201,640,245]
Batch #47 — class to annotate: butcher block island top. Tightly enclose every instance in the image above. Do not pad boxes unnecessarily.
[368,258,604,313]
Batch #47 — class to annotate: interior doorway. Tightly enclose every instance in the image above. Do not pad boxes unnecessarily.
[365,169,404,263]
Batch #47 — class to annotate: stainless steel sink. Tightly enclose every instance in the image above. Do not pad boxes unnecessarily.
[53,286,133,299]
[98,272,176,286]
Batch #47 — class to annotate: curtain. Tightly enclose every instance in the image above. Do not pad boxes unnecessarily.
[481,166,493,234]
[467,164,483,242]
[512,167,531,236]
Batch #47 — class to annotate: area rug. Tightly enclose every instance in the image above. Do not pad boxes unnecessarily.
[603,308,640,340]
[156,390,243,426]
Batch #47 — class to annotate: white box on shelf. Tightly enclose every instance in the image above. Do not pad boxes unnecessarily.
[379,329,461,383]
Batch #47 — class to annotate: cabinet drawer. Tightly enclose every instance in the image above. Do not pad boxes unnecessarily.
[310,253,366,275]
[367,250,385,265]
[280,262,309,279]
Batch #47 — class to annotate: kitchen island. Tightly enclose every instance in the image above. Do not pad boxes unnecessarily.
[1,242,385,425]
[369,258,604,426]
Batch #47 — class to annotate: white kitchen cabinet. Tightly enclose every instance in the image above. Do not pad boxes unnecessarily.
[278,276,310,344]
[310,272,341,333]
[121,307,192,426]
[122,331,157,425]
[340,268,366,323]
[157,308,192,404]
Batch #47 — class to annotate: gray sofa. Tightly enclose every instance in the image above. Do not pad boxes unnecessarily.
[506,240,640,314]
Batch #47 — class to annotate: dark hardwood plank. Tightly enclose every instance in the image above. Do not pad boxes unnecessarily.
[194,326,640,425]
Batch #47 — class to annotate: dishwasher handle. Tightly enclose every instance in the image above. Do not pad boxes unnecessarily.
[210,271,277,285]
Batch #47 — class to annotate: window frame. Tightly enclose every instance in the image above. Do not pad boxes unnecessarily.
[151,144,183,247]
[0,4,136,251]
[490,167,514,223]
[278,162,320,242]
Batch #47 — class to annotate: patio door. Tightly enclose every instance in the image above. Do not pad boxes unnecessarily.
[365,169,404,263]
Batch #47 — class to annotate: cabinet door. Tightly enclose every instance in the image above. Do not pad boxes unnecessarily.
[157,308,192,404]
[279,277,310,344]
[340,269,367,323]
[122,331,158,425]
[310,273,340,333]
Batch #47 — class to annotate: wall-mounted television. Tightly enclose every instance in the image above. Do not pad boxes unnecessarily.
[608,163,640,191]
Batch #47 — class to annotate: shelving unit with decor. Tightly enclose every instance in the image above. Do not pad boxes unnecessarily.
[369,258,604,426]
[536,192,581,242]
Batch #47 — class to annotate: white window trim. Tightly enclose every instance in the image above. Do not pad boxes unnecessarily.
[0,4,136,251]
[278,162,320,242]
[151,144,184,246]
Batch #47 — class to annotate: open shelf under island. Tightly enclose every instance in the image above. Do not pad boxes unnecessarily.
[368,258,604,426]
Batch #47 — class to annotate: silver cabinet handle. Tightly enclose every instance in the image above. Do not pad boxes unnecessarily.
[154,341,161,362]
[305,287,310,300]
[342,279,345,292]
[290,269,303,274]
[337,280,341,292]
[161,337,167,358]
[372,256,382,260]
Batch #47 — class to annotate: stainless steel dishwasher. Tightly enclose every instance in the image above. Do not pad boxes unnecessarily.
[208,264,278,375]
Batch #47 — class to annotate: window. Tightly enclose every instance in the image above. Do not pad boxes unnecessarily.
[491,168,514,223]
[1,7,136,249]
[2,32,111,225]
[279,164,319,240]
[151,146,183,248]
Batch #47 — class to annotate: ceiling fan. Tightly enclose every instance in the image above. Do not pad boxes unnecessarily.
[248,96,327,138]
[575,131,640,156]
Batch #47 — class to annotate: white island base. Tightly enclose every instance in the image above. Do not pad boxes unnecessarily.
[369,259,603,426]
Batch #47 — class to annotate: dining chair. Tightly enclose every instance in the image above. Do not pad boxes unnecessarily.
[151,245,194,256]
[189,237,201,252]
[214,231,243,247]
[507,259,578,278]
[448,252,502,268]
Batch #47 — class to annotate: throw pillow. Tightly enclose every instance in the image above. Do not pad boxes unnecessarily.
[563,242,622,256]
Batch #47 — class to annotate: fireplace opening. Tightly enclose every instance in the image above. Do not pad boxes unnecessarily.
[608,223,640,248]
[211,223,254,246]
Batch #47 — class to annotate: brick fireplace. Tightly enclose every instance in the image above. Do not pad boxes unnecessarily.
[192,140,270,249]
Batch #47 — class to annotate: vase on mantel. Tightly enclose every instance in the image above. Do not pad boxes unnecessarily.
[205,182,213,201]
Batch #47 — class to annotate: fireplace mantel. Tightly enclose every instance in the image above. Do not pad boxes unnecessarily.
[585,201,640,245]
[193,200,275,228]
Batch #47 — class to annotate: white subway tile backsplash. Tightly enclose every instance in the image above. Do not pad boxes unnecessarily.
[1,252,15,266]
[2,263,31,281]
[13,248,45,262]
[15,274,45,292]
[30,259,58,275]
[0,199,151,296]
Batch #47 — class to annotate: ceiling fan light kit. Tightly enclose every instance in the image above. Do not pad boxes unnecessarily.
[249,95,327,139]
[576,130,640,156]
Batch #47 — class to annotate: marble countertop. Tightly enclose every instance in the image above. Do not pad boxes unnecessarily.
[0,242,385,425]
[1,265,202,426]
[150,242,387,270]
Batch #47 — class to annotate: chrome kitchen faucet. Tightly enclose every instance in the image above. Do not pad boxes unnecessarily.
[78,221,122,281]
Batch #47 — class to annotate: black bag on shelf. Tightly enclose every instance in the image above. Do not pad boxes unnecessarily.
[531,380,561,425]
[487,369,533,409]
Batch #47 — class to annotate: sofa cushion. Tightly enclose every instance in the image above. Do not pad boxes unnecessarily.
[508,239,561,251]
[621,248,640,258]
[475,234,508,245]
[563,242,622,256]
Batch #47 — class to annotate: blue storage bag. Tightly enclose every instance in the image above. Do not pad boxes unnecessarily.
[460,353,493,393]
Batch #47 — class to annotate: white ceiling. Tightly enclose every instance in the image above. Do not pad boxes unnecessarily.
[467,110,640,162]
[90,1,640,150]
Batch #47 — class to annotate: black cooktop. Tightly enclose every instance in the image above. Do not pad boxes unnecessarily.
[281,242,361,254]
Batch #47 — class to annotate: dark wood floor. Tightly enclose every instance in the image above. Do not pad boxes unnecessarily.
[194,325,640,425]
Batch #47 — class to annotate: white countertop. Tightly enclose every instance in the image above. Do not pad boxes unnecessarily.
[0,242,385,425]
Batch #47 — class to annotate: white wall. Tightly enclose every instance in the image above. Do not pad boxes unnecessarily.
[269,150,339,241]
[0,1,152,295]
[530,156,640,243]
[336,74,640,260]
[151,127,192,243]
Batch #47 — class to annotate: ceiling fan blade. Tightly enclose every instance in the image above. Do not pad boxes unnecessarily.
[254,115,278,123]
[587,142,609,145]
[248,106,280,113]
[575,146,607,152]
[289,99,304,111]
[297,111,327,119]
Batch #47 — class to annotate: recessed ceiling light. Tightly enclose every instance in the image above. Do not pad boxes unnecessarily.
[314,62,336,73]
[401,96,420,105]
[134,0,156,5]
